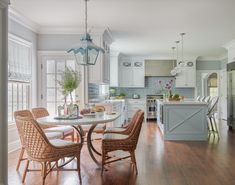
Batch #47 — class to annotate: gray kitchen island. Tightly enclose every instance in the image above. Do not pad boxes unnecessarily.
[157,100,208,141]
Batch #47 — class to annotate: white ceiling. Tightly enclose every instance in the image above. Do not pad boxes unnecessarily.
[10,0,235,58]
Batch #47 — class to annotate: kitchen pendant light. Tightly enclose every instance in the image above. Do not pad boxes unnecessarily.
[68,0,105,65]
[175,40,180,64]
[179,33,186,66]
[171,46,176,60]
[170,41,181,76]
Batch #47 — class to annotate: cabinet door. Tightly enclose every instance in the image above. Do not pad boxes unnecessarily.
[103,53,110,83]
[175,67,195,88]
[109,54,119,87]
[88,54,103,83]
[175,68,186,88]
[185,68,195,87]
[133,61,144,87]
[88,36,103,83]
[119,66,133,87]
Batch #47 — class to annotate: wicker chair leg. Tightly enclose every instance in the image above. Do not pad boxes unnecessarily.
[76,156,82,183]
[72,130,75,142]
[130,151,138,174]
[22,160,29,183]
[41,162,47,185]
[16,147,25,171]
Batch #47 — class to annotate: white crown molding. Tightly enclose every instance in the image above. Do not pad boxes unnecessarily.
[8,7,114,38]
[0,0,10,9]
[9,7,40,33]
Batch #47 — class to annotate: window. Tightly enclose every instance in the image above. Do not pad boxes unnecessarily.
[8,34,32,123]
[8,82,30,123]
[41,56,77,115]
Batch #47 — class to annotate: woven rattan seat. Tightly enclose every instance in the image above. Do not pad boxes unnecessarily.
[45,132,63,140]
[102,110,144,174]
[15,116,82,185]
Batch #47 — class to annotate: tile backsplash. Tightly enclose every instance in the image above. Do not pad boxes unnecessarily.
[111,77,195,99]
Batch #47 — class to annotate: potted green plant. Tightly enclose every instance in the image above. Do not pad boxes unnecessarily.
[57,66,81,116]
[58,66,81,102]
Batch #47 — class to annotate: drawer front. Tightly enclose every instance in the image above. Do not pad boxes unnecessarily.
[127,99,146,105]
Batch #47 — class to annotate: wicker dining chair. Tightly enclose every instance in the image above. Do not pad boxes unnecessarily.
[32,107,75,142]
[101,111,144,174]
[15,116,82,185]
[104,110,141,135]
[81,105,107,137]
[14,110,63,171]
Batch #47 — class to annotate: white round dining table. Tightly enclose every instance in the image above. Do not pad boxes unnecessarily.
[37,113,120,167]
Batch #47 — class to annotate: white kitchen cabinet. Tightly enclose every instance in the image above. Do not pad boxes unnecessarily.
[109,51,119,87]
[118,58,145,87]
[127,99,146,120]
[175,66,196,88]
[119,60,133,87]
[100,100,127,127]
[133,61,145,87]
[88,30,112,84]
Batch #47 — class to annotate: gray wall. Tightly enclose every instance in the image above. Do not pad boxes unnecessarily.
[195,58,227,96]
[8,19,38,107]
[38,34,81,50]
[196,60,221,70]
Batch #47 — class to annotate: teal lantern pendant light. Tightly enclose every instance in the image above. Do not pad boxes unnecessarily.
[68,0,105,65]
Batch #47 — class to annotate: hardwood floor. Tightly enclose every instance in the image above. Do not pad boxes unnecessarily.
[8,120,235,185]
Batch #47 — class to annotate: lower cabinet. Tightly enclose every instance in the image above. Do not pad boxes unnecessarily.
[126,99,146,120]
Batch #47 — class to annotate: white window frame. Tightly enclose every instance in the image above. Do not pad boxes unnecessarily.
[8,34,32,126]
[38,51,86,113]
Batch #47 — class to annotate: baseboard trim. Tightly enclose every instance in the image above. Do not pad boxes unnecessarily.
[8,139,21,153]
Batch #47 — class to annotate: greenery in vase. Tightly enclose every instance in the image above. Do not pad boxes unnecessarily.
[57,66,81,102]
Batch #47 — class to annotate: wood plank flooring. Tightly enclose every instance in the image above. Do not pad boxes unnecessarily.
[8,120,235,185]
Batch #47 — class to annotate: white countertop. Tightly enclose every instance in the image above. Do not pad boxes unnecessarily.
[157,99,208,105]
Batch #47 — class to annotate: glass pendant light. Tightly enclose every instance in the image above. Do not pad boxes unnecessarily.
[179,33,186,66]
[68,0,105,65]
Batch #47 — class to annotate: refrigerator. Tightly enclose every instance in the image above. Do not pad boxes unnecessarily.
[227,61,235,129]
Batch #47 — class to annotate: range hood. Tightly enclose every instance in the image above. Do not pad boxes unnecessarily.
[145,60,176,77]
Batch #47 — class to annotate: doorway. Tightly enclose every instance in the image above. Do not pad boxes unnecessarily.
[207,73,218,97]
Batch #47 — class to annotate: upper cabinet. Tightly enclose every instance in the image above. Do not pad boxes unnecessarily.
[119,57,145,88]
[109,54,145,88]
[88,29,112,84]
[175,62,196,88]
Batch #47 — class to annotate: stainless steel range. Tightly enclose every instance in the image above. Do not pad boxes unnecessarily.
[146,95,163,120]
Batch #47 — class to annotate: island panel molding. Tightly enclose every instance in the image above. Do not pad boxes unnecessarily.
[157,100,208,141]
[166,107,206,133]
